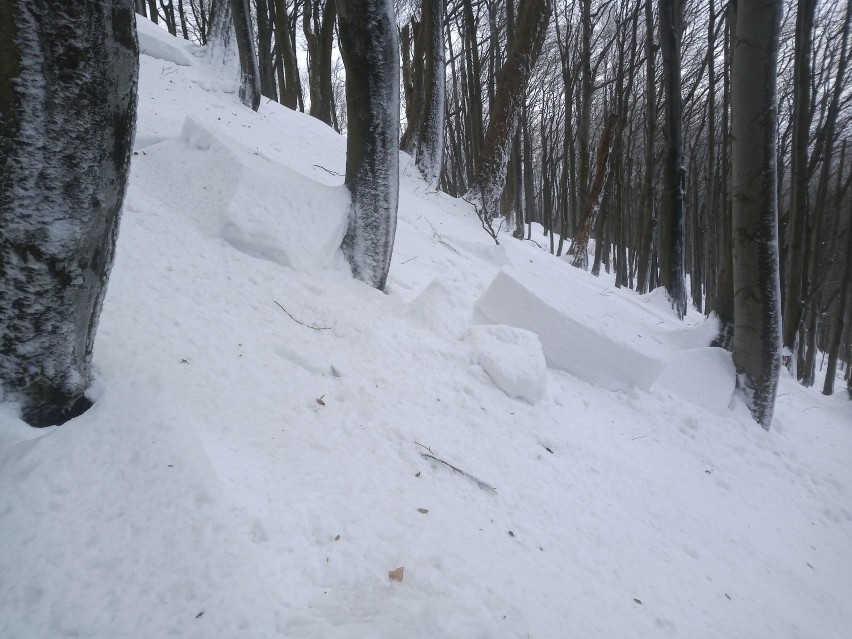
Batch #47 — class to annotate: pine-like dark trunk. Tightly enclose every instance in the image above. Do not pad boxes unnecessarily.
[0,0,138,426]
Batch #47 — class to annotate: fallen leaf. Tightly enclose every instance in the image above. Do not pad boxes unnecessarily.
[633,598,642,605]
[334,534,340,541]
[725,593,732,600]
[316,396,326,406]
[415,472,421,478]
[417,508,429,514]
[195,611,204,619]
[508,531,515,537]
[388,566,404,582]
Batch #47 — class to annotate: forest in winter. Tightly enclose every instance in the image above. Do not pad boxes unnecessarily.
[1,1,851,637]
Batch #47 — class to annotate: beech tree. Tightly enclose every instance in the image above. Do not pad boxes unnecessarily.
[0,0,139,426]
[337,0,400,289]
[466,0,552,236]
[207,0,261,111]
[730,0,783,428]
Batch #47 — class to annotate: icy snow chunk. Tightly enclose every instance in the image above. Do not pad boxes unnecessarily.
[466,325,547,403]
[136,16,194,66]
[651,347,736,414]
[473,268,668,391]
[406,278,471,339]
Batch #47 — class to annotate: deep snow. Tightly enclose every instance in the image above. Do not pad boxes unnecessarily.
[1,19,851,639]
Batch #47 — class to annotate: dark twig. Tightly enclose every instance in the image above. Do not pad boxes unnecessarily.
[415,441,497,493]
[273,301,331,331]
[313,164,343,177]
[401,256,418,264]
[423,218,460,254]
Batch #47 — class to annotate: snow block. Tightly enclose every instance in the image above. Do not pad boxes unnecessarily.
[466,325,547,404]
[473,268,667,391]
[136,16,194,66]
[651,347,736,413]
[172,117,350,271]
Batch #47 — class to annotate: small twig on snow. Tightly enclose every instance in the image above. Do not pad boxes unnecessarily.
[401,256,418,264]
[423,218,460,254]
[414,441,497,493]
[313,164,343,177]
[273,301,331,331]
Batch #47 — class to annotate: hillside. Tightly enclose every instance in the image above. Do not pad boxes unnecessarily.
[1,19,851,639]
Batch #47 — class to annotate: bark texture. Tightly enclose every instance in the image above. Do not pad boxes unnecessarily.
[466,0,551,230]
[731,0,783,429]
[0,0,139,426]
[337,0,400,289]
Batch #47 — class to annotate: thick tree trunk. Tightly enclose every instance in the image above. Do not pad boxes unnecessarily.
[657,0,687,319]
[0,0,138,426]
[731,0,783,429]
[338,0,400,290]
[207,0,261,111]
[636,0,656,294]
[466,0,551,233]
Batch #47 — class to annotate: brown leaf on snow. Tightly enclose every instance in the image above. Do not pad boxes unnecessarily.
[417,508,429,514]
[388,566,404,582]
[316,396,326,406]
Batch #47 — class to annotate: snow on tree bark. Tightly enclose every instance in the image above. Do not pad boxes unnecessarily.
[466,0,551,234]
[207,0,261,111]
[414,0,446,187]
[0,0,138,426]
[731,0,783,429]
[337,0,401,290]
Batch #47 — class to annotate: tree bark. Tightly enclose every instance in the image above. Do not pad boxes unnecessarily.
[338,0,400,289]
[466,0,551,233]
[731,0,783,429]
[657,0,687,319]
[0,0,138,426]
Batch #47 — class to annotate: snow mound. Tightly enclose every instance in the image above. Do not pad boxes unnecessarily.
[405,278,471,339]
[0,378,274,639]
[137,17,196,66]
[652,347,736,413]
[465,325,547,403]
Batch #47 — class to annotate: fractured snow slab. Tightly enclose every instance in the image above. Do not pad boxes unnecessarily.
[465,325,547,404]
[137,16,196,66]
[473,267,715,392]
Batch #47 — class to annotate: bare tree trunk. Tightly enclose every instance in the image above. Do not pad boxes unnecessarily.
[657,0,687,319]
[731,0,783,429]
[338,0,400,289]
[304,0,336,125]
[466,0,552,236]
[415,0,446,186]
[782,0,818,366]
[637,0,656,294]
[571,112,620,269]
[0,0,138,426]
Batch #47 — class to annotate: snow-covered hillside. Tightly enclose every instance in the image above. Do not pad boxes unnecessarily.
[1,20,851,639]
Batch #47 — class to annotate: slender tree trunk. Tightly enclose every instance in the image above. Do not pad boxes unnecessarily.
[783,0,818,368]
[415,0,446,186]
[466,0,552,235]
[731,0,783,429]
[637,0,656,294]
[338,0,400,290]
[0,0,138,426]
[657,0,687,318]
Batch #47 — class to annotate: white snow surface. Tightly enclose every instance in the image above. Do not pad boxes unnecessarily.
[2,22,851,639]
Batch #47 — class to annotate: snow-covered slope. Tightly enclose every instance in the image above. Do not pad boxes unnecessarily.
[2,19,851,639]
